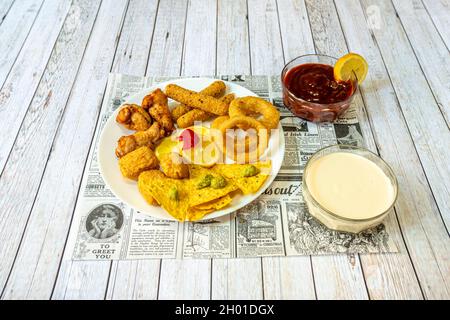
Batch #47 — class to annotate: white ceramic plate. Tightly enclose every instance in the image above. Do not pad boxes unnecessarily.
[98,77,285,221]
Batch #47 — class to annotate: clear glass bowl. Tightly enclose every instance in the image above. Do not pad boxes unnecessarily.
[302,144,398,233]
[281,54,358,122]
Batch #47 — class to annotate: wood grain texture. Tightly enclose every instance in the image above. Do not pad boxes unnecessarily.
[106,0,161,301]
[0,0,43,88]
[146,0,188,76]
[0,0,448,300]
[422,0,450,48]
[211,0,265,300]
[0,0,14,26]
[361,0,450,232]
[216,0,250,74]
[248,0,284,74]
[335,0,450,299]
[51,0,160,300]
[157,0,214,299]
[306,0,423,300]
[0,0,71,172]
[0,0,101,298]
[392,0,450,133]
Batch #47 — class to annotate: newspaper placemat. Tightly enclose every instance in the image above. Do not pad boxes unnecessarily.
[67,74,397,260]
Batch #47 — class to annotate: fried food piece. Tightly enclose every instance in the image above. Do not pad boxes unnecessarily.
[116,122,165,158]
[116,104,152,131]
[218,116,269,163]
[171,81,226,120]
[171,104,192,121]
[119,146,159,180]
[229,97,280,129]
[138,170,166,206]
[138,170,190,221]
[160,152,190,179]
[211,115,230,130]
[142,89,174,136]
[177,93,235,128]
[177,109,212,128]
[165,84,228,116]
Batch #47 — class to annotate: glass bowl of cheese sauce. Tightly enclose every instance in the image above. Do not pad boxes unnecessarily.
[302,145,398,233]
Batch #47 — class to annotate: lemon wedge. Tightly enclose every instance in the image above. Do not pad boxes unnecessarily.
[334,53,368,84]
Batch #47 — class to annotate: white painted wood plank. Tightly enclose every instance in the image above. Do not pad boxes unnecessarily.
[392,0,450,131]
[305,0,423,300]
[248,0,284,75]
[212,259,264,300]
[245,0,316,300]
[157,0,214,300]
[313,254,368,300]
[0,0,14,26]
[0,0,43,88]
[3,0,129,300]
[262,257,315,300]
[106,0,161,301]
[146,0,188,76]
[276,0,366,300]
[107,259,161,300]
[335,0,450,299]
[422,0,450,48]
[0,0,72,172]
[276,0,315,60]
[0,0,101,298]
[360,0,450,231]
[216,0,250,74]
[211,0,265,300]
[50,1,161,300]
[111,0,159,75]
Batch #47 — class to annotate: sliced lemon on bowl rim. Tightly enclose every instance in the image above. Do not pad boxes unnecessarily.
[334,53,368,84]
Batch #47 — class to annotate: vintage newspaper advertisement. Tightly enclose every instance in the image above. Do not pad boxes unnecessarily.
[67,74,397,260]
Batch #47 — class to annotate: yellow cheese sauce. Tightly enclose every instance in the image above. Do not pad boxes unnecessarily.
[305,152,395,220]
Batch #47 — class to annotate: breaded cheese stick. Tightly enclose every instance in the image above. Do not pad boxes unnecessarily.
[166,84,228,116]
[171,81,226,120]
[177,93,235,128]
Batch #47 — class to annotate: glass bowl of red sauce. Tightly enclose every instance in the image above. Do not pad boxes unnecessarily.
[281,54,357,122]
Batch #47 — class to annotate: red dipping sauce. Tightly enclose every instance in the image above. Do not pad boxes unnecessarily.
[281,56,357,122]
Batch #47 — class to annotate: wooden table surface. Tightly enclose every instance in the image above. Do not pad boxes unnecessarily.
[0,0,448,300]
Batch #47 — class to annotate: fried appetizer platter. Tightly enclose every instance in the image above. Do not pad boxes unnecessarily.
[114,80,280,221]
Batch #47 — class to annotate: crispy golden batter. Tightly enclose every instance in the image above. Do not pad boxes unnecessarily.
[116,122,165,158]
[165,84,228,116]
[171,104,192,121]
[211,115,230,130]
[171,81,226,120]
[160,153,190,179]
[229,97,280,129]
[142,89,174,136]
[116,104,152,131]
[118,146,159,180]
[176,93,235,128]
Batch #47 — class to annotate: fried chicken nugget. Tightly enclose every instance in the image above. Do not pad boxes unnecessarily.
[142,89,174,136]
[171,81,226,120]
[116,104,152,131]
[119,146,159,180]
[160,152,189,179]
[165,84,229,116]
[177,93,235,128]
[116,122,165,158]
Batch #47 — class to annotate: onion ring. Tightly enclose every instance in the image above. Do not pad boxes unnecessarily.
[229,97,280,129]
[218,116,268,163]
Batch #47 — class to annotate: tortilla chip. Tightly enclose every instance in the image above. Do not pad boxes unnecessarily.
[138,170,189,221]
[213,161,271,194]
[187,194,233,221]
[186,165,239,207]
